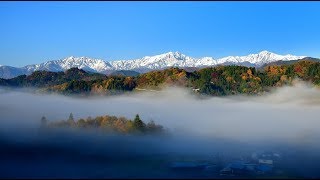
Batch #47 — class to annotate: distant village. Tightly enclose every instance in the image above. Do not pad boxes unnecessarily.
[169,150,284,178]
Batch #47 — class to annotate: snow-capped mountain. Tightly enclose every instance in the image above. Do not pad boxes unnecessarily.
[217,50,305,67]
[109,50,305,71]
[110,51,218,71]
[23,56,113,74]
[0,51,306,79]
[0,66,27,79]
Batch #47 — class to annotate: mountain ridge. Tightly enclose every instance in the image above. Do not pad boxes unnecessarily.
[0,50,306,79]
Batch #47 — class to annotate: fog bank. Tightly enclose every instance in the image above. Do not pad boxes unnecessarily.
[1,83,320,142]
[1,83,320,178]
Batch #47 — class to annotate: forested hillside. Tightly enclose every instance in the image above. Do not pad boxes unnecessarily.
[1,59,320,96]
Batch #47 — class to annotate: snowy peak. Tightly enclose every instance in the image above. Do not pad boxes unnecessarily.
[164,51,185,60]
[217,50,306,66]
[57,56,113,72]
[23,56,113,73]
[140,51,187,61]
[258,50,274,56]
[110,51,201,70]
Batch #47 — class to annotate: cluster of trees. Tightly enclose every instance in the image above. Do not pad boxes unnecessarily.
[261,60,320,86]
[187,60,320,95]
[0,67,186,95]
[2,59,320,96]
[186,66,263,95]
[1,68,106,87]
[41,113,165,135]
[136,67,187,89]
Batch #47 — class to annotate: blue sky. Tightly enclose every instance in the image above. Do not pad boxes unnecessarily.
[0,2,320,67]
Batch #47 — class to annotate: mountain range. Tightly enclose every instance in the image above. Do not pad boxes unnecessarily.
[0,50,307,79]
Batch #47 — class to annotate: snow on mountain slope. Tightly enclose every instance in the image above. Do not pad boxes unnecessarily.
[110,51,216,70]
[217,50,305,67]
[0,51,306,79]
[110,50,305,70]
[23,56,113,73]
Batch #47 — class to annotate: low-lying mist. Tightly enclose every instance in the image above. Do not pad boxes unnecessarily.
[1,82,320,178]
[1,82,320,141]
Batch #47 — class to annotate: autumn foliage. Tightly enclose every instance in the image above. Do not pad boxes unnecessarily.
[2,59,320,96]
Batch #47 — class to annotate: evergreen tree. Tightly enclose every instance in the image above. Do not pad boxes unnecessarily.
[147,120,164,133]
[146,120,156,130]
[40,116,47,128]
[68,113,74,120]
[67,113,75,126]
[77,119,86,128]
[133,114,146,132]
